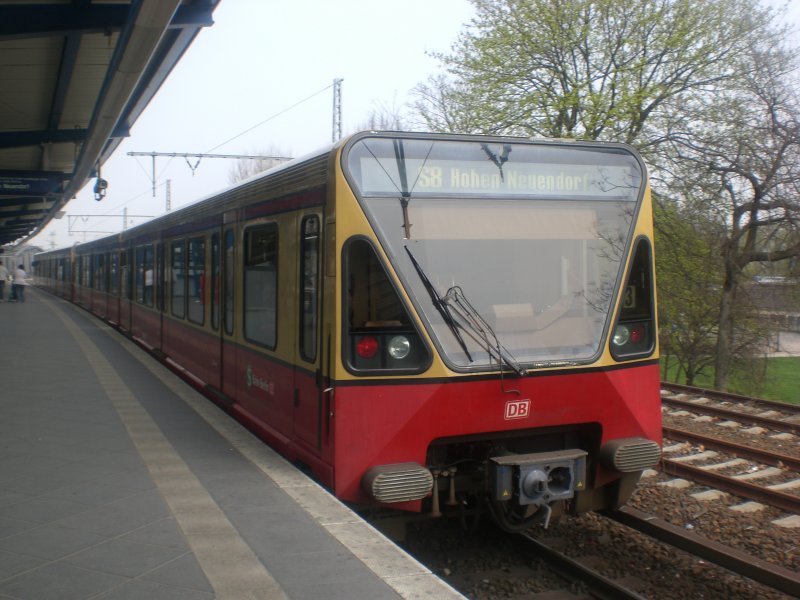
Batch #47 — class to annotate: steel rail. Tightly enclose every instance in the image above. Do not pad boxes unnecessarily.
[605,506,800,598]
[661,459,800,514]
[662,397,799,435]
[663,425,800,471]
[661,382,800,415]
[516,532,648,600]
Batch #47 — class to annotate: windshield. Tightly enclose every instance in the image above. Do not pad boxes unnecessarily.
[343,135,645,371]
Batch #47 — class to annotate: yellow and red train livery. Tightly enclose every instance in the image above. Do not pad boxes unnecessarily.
[36,132,661,531]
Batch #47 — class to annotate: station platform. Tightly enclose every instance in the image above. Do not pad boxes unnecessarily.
[0,287,463,600]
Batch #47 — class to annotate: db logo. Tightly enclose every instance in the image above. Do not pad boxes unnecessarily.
[504,399,531,420]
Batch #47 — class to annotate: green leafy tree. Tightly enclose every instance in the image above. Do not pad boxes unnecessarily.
[413,0,773,146]
[654,199,721,384]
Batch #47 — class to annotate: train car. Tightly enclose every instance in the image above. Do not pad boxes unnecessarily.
[36,131,661,531]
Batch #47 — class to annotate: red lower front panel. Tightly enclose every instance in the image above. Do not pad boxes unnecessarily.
[332,363,662,506]
[80,296,659,514]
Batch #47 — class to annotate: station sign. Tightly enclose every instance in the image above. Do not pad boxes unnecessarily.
[0,171,63,196]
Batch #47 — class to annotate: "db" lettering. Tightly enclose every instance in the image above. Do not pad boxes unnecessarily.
[504,399,531,420]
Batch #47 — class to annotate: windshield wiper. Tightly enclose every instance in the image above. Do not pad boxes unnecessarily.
[441,285,527,376]
[393,139,413,238]
[404,247,473,362]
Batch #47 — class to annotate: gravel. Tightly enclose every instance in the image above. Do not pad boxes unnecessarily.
[399,405,799,600]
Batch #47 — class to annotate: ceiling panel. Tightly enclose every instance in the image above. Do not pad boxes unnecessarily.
[0,0,220,248]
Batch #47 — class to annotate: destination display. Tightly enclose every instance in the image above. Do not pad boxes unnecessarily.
[356,158,639,199]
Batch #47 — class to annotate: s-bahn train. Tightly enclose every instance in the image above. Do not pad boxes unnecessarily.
[36,131,662,531]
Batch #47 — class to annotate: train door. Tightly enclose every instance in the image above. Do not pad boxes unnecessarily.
[293,214,323,448]
[210,232,222,388]
[156,241,165,350]
[221,227,237,399]
[119,248,132,331]
[107,251,118,325]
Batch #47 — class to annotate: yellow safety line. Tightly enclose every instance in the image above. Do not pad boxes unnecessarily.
[44,295,288,600]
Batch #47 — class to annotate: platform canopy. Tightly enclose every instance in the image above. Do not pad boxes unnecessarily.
[0,0,220,247]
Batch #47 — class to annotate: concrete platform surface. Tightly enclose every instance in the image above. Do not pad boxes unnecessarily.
[0,288,464,600]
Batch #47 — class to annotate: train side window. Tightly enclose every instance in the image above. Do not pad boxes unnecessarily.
[102,253,108,292]
[299,215,320,362]
[94,254,106,292]
[135,245,154,306]
[243,224,278,349]
[156,243,165,311]
[135,246,145,303]
[171,240,186,318]
[110,252,119,296]
[120,250,131,300]
[82,255,91,287]
[211,233,220,331]
[187,237,206,325]
[224,229,235,336]
[343,238,430,373]
[144,245,154,307]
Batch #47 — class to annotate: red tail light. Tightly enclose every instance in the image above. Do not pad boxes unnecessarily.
[630,324,645,343]
[356,335,379,359]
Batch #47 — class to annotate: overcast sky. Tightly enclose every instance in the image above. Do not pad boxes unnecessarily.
[33,0,799,249]
[36,0,475,248]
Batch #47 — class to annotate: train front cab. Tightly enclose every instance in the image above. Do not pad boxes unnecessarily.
[328,133,662,530]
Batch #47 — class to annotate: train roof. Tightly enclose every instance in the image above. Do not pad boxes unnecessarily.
[38,141,335,255]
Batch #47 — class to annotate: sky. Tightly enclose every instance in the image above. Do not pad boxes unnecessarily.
[30,0,800,250]
[34,0,475,249]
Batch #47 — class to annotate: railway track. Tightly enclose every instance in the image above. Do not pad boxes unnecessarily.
[401,518,652,600]
[515,531,649,599]
[663,426,800,470]
[398,383,799,599]
[659,382,800,515]
[659,428,800,513]
[605,506,800,598]
[402,502,799,600]
[661,382,800,435]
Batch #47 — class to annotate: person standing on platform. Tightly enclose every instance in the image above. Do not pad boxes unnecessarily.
[0,261,9,301]
[11,264,27,303]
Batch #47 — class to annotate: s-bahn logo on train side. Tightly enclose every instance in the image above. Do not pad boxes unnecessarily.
[245,366,274,395]
[504,399,531,420]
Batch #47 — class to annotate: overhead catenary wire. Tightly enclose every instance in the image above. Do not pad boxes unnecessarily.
[58,83,337,245]
[205,82,335,154]
[126,82,336,196]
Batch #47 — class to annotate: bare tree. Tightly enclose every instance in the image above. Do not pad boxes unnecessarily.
[228,146,292,184]
[664,44,800,389]
[351,96,408,132]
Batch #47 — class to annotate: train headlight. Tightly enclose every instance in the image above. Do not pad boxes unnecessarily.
[612,324,630,347]
[387,335,411,360]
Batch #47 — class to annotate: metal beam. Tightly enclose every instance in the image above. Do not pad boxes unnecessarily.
[0,4,213,40]
[48,34,83,133]
[53,0,185,220]
[0,129,89,149]
[0,5,128,40]
[0,198,56,209]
